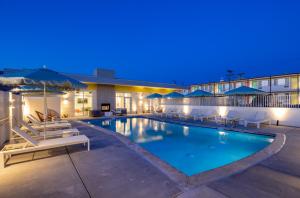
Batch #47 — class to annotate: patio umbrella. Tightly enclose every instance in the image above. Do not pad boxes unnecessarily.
[163,92,184,99]
[0,68,87,138]
[185,90,213,97]
[224,86,266,96]
[146,93,162,99]
[11,85,65,95]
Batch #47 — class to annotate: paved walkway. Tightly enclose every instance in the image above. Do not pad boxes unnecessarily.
[1,120,300,197]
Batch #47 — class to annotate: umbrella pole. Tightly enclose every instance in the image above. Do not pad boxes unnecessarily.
[43,82,47,139]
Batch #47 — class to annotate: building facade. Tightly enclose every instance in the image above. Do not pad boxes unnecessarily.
[190,73,300,104]
[23,68,184,118]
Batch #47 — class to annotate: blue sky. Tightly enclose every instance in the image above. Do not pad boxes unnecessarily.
[1,0,300,85]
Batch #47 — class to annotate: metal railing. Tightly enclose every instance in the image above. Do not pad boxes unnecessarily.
[161,94,300,108]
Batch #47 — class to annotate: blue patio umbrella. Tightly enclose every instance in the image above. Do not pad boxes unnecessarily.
[11,85,65,95]
[224,86,266,96]
[147,93,162,99]
[0,68,86,89]
[0,68,87,138]
[163,92,184,99]
[185,90,213,97]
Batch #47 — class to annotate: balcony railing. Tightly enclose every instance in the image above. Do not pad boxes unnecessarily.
[161,94,300,108]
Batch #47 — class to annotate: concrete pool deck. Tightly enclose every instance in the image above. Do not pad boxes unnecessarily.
[1,119,300,197]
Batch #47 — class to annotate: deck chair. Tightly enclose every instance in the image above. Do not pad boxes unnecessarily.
[244,111,271,128]
[0,127,89,168]
[223,110,240,125]
[48,108,62,121]
[19,121,80,138]
[35,110,52,122]
[196,109,218,122]
[27,115,71,130]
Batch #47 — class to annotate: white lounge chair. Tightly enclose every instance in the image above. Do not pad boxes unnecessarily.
[223,110,240,125]
[195,109,218,122]
[0,127,90,168]
[243,111,271,128]
[19,121,80,138]
[27,115,71,130]
[178,109,199,120]
[190,109,203,120]
[165,109,178,118]
[28,114,68,124]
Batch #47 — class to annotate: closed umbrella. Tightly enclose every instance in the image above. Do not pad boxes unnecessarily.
[0,68,87,139]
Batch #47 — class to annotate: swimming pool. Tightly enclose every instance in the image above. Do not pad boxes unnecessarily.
[86,117,273,176]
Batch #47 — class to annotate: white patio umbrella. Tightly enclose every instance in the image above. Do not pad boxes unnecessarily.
[0,68,87,139]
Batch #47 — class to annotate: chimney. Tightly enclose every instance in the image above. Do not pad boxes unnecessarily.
[94,68,115,79]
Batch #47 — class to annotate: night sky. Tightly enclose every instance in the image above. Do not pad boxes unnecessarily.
[1,0,300,85]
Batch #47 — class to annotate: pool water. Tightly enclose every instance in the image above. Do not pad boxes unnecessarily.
[86,117,273,176]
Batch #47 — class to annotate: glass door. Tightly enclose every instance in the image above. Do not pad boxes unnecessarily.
[124,97,132,113]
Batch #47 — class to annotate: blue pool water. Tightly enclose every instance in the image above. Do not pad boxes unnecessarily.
[86,117,273,176]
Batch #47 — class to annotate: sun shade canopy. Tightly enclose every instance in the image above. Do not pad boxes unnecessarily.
[146,93,162,99]
[163,92,184,98]
[0,68,87,90]
[224,86,266,96]
[11,85,65,95]
[185,90,213,97]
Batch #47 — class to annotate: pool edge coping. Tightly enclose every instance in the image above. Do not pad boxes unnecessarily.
[75,116,286,190]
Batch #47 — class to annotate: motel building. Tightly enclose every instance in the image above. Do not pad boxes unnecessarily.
[22,68,185,119]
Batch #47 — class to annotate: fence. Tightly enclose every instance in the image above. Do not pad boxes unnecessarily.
[161,94,300,108]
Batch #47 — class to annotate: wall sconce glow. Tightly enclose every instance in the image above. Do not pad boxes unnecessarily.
[139,94,143,100]
[63,99,69,105]
[183,105,189,114]
[272,108,287,119]
[218,106,227,117]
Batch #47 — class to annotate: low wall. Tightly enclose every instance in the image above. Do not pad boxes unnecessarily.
[162,104,300,127]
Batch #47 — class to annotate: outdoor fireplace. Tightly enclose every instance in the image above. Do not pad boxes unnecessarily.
[101,103,111,112]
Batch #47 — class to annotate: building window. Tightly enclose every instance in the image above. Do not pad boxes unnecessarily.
[273,79,278,86]
[284,78,290,88]
[74,91,93,116]
[257,81,262,89]
[278,78,285,86]
[261,80,269,87]
[116,92,132,113]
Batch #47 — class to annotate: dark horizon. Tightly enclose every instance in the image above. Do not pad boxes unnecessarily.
[1,0,300,85]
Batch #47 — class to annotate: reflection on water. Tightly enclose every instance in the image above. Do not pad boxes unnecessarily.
[183,126,189,136]
[101,117,167,143]
[100,118,195,143]
[91,117,273,176]
[218,131,228,144]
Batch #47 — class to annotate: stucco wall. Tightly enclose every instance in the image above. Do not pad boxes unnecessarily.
[0,91,9,146]
[24,96,61,120]
[162,104,300,127]
[61,92,75,117]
